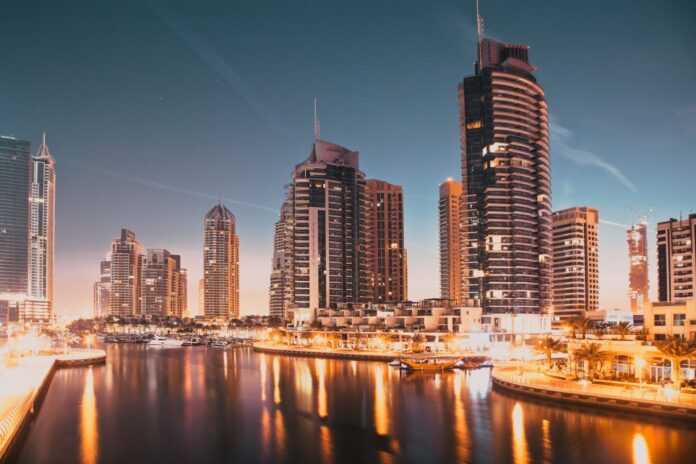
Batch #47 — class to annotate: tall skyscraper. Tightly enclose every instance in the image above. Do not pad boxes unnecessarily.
[657,214,696,302]
[458,32,552,313]
[551,207,599,319]
[0,136,31,302]
[203,203,239,320]
[141,249,186,318]
[366,179,407,304]
[269,204,291,319]
[627,222,649,311]
[439,179,463,305]
[275,139,372,312]
[93,259,111,318]
[28,133,56,318]
[109,229,144,316]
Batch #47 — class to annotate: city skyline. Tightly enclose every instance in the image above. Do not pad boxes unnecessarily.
[2,0,695,318]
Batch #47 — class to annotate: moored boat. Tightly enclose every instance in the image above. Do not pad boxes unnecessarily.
[400,357,458,371]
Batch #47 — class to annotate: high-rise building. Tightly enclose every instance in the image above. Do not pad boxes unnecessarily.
[93,259,111,318]
[276,139,372,311]
[366,179,407,304]
[28,133,56,320]
[203,203,239,320]
[657,214,696,302]
[439,179,463,305]
[269,204,291,319]
[627,223,649,311]
[0,136,31,303]
[551,207,599,319]
[109,229,144,316]
[198,278,204,316]
[141,249,186,318]
[458,33,552,313]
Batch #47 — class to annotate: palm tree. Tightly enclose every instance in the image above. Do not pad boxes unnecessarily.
[440,333,455,352]
[57,329,81,355]
[535,337,565,369]
[657,336,696,386]
[569,316,595,339]
[573,342,607,378]
[411,333,425,352]
[612,321,633,341]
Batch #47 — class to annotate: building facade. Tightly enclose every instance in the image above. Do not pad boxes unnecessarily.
[458,38,552,314]
[269,204,291,319]
[203,203,239,320]
[141,249,186,318]
[93,259,111,318]
[28,133,56,320]
[438,179,463,305]
[627,223,649,311]
[366,179,407,304]
[644,300,696,341]
[109,229,144,316]
[276,139,372,312]
[551,207,599,319]
[657,214,696,303]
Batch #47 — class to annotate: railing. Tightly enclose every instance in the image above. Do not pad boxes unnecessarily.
[493,368,696,407]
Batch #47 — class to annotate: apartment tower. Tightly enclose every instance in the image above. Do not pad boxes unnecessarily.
[439,179,463,305]
[551,207,599,319]
[109,229,144,316]
[627,223,649,311]
[203,203,239,319]
[657,214,696,302]
[458,23,552,313]
[269,204,291,319]
[141,249,187,318]
[366,179,407,304]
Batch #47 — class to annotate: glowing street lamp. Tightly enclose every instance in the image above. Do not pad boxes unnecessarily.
[635,357,645,390]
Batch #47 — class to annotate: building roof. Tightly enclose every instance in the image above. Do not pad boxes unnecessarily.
[34,132,54,163]
[205,202,235,222]
[302,139,359,169]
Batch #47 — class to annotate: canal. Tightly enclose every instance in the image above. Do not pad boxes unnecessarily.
[15,344,696,463]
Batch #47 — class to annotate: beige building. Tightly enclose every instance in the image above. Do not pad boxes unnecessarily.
[203,203,239,320]
[627,223,649,311]
[439,179,462,305]
[657,214,696,302]
[109,229,144,316]
[551,207,599,320]
[366,179,408,304]
[141,249,187,318]
[644,300,696,341]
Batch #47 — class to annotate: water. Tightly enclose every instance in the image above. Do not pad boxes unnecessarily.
[15,344,696,463]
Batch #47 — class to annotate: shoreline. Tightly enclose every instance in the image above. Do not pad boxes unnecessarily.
[253,342,400,362]
[0,349,106,463]
[491,367,696,422]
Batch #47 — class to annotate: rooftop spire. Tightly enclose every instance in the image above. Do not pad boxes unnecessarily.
[476,0,484,69]
[314,97,320,140]
[35,130,54,161]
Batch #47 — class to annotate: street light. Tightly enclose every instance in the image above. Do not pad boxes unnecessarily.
[636,357,645,391]
[85,334,95,351]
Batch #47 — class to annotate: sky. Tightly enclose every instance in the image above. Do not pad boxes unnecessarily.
[1,0,695,319]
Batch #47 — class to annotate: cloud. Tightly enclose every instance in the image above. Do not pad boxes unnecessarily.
[550,117,638,193]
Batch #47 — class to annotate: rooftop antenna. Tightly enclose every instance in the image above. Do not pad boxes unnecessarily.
[314,98,320,140]
[476,0,484,70]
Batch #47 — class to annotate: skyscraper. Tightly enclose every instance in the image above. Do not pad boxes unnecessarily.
[551,207,599,319]
[439,179,463,305]
[203,203,239,320]
[0,136,31,302]
[269,204,291,319]
[366,179,407,304]
[627,223,649,311]
[141,249,186,318]
[458,32,552,313]
[28,133,56,318]
[657,214,696,302]
[109,229,144,316]
[93,259,111,318]
[277,139,372,312]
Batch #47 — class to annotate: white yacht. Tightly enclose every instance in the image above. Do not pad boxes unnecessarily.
[149,336,184,347]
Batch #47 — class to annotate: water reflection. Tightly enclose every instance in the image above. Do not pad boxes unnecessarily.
[452,373,470,462]
[512,402,529,464]
[80,367,98,464]
[273,357,281,405]
[316,359,327,418]
[633,433,651,464]
[374,365,388,436]
[541,419,553,463]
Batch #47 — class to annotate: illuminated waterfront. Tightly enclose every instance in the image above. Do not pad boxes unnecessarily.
[13,344,696,463]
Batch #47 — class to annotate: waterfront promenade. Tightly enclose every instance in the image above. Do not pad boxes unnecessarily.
[0,349,105,463]
[492,366,696,421]
[253,342,397,361]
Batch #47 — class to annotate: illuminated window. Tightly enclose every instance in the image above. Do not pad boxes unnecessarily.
[466,120,482,129]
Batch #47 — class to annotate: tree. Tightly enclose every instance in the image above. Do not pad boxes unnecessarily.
[310,320,323,330]
[657,336,696,386]
[569,316,595,339]
[57,328,81,355]
[535,337,564,369]
[440,333,455,352]
[411,333,425,352]
[612,321,633,341]
[573,342,607,378]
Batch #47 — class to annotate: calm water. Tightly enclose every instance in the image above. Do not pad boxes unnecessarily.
[14,344,696,464]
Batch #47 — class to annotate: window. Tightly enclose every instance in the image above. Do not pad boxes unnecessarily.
[674,313,686,326]
[654,314,666,326]
[466,120,482,129]
[654,334,666,341]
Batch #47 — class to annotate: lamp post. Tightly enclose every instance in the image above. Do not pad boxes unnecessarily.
[636,357,645,391]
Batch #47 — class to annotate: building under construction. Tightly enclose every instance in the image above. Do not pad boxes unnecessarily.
[627,223,649,312]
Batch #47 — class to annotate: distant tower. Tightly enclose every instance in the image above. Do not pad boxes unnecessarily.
[269,204,291,319]
[366,179,408,304]
[458,12,552,313]
[93,258,111,318]
[141,249,185,318]
[551,207,599,319]
[657,214,696,302]
[203,203,239,320]
[439,179,463,305]
[109,229,145,316]
[626,223,649,311]
[28,132,56,320]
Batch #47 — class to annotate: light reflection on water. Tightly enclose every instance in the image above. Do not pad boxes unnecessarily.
[15,345,696,463]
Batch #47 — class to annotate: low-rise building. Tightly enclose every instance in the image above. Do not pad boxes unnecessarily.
[644,300,696,341]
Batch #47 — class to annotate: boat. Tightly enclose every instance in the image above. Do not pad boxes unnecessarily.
[182,337,202,346]
[149,336,184,347]
[400,357,458,371]
[454,356,489,370]
[388,359,402,367]
[211,339,229,349]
